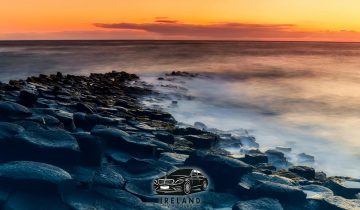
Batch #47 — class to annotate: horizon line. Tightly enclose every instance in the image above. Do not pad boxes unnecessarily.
[1,39,360,44]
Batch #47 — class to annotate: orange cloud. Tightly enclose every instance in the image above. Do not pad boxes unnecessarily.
[92,20,360,41]
[2,19,360,41]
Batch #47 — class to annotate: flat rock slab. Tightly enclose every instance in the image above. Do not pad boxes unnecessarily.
[93,166,125,188]
[0,101,32,121]
[63,189,166,210]
[4,191,69,210]
[324,196,360,210]
[233,198,284,210]
[0,161,72,191]
[185,152,252,191]
[238,172,295,191]
[159,152,189,165]
[326,178,360,198]
[251,181,306,202]
[289,166,315,180]
[0,122,24,140]
[12,128,80,164]
[92,127,157,158]
[301,185,334,200]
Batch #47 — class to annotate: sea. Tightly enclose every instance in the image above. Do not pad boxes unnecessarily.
[1,40,360,177]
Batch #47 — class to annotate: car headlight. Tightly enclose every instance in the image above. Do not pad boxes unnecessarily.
[153,180,158,184]
[175,179,184,184]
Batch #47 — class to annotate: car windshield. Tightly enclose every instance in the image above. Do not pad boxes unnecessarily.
[168,169,192,176]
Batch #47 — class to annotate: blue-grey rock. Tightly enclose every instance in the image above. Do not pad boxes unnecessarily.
[194,121,207,130]
[159,152,189,165]
[251,181,306,202]
[325,177,360,199]
[75,103,94,114]
[32,108,75,131]
[0,161,72,191]
[19,89,38,106]
[74,113,118,131]
[301,185,334,200]
[232,198,283,210]
[12,128,80,164]
[323,196,360,210]
[93,166,125,188]
[91,127,157,158]
[185,152,252,191]
[289,166,315,180]
[184,134,219,149]
[72,132,104,166]
[0,122,24,140]
[241,153,268,165]
[4,191,70,210]
[297,153,315,165]
[154,131,175,144]
[265,149,290,169]
[63,189,166,210]
[238,172,295,192]
[0,101,32,121]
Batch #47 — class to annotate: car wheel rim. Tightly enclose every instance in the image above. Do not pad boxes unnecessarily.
[184,182,191,194]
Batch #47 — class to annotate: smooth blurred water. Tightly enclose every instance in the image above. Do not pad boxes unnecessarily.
[1,40,360,177]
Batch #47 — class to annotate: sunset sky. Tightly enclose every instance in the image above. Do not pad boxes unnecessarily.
[2,0,360,41]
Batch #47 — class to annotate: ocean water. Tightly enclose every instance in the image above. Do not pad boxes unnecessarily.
[1,40,360,177]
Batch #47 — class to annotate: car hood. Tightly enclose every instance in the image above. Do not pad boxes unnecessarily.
[157,175,187,180]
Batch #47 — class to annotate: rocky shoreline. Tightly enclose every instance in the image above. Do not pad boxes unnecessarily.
[0,71,359,210]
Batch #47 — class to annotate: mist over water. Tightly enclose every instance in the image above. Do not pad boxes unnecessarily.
[1,40,360,177]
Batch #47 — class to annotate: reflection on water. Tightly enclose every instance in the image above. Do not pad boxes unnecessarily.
[1,40,360,177]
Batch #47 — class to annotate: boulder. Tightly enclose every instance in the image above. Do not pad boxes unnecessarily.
[91,127,157,158]
[251,181,306,202]
[118,158,162,175]
[194,121,207,130]
[19,89,38,106]
[32,108,75,130]
[265,149,290,169]
[4,191,69,210]
[300,185,333,200]
[74,113,118,131]
[124,178,159,202]
[105,149,133,164]
[325,177,360,199]
[0,161,72,191]
[238,172,295,192]
[275,147,292,153]
[11,128,80,164]
[239,136,259,148]
[195,192,239,209]
[232,198,283,210]
[93,166,125,189]
[297,153,315,165]
[75,103,94,114]
[183,134,219,149]
[0,122,25,140]
[185,152,252,191]
[64,188,166,210]
[323,196,360,210]
[153,131,175,144]
[53,110,76,131]
[159,152,189,165]
[72,132,104,166]
[241,154,268,165]
[289,166,315,180]
[0,101,32,121]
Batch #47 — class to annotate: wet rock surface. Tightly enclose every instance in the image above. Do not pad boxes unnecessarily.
[0,71,358,209]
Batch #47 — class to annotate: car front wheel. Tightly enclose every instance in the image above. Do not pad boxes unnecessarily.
[183,180,191,195]
[201,180,208,191]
